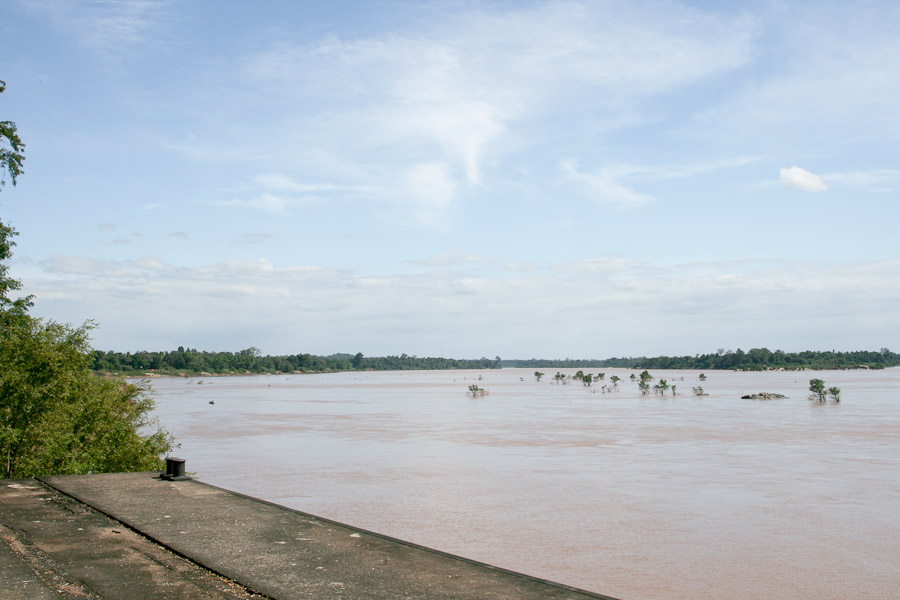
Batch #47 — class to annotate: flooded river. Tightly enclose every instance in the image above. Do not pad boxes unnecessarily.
[147,368,900,599]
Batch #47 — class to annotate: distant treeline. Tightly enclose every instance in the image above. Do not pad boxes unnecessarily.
[90,347,502,375]
[502,348,899,371]
[91,347,898,376]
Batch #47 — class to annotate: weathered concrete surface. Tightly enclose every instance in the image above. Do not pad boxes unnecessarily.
[0,479,263,599]
[35,472,618,600]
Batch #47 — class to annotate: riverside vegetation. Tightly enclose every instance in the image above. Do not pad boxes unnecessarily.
[1,80,172,478]
[89,347,898,377]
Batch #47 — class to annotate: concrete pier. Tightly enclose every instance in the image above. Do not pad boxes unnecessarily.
[1,472,618,599]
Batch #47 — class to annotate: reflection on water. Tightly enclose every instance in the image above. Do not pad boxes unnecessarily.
[148,368,900,600]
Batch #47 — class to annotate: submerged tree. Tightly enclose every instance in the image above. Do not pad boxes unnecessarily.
[534,371,545,382]
[467,384,487,397]
[827,386,841,402]
[808,378,827,402]
[653,379,670,395]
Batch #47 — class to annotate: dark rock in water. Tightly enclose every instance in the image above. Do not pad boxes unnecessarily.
[741,392,787,400]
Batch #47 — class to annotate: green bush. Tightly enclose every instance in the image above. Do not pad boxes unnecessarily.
[1,314,173,478]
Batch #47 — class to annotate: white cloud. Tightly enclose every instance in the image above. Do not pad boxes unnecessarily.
[779,166,828,193]
[24,254,900,358]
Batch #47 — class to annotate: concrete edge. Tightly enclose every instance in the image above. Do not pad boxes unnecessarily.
[38,472,619,600]
[35,475,275,600]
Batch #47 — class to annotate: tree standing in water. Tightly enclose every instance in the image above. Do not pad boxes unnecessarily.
[809,379,827,402]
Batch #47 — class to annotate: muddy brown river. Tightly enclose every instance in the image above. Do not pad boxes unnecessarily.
[147,368,900,599]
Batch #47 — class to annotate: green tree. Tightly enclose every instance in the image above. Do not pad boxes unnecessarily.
[827,386,841,402]
[0,81,25,190]
[654,379,670,395]
[809,379,826,402]
[534,371,544,382]
[1,317,173,478]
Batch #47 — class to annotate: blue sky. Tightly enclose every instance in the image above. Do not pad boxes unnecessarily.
[1,0,898,359]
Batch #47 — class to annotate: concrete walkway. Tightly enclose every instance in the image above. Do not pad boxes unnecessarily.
[1,472,617,600]
[0,477,262,599]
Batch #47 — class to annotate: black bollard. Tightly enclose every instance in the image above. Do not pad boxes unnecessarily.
[160,456,190,480]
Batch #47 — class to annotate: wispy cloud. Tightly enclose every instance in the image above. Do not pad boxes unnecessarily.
[561,160,653,208]
[233,233,271,245]
[168,2,758,225]
[22,0,175,53]
[561,156,758,208]
[111,233,144,245]
[254,174,374,195]
[408,250,499,268]
[215,194,291,215]
[824,169,900,192]
[689,5,900,147]
[211,175,378,215]
[136,203,165,211]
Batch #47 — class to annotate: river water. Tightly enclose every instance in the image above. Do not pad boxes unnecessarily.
[147,368,900,599]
